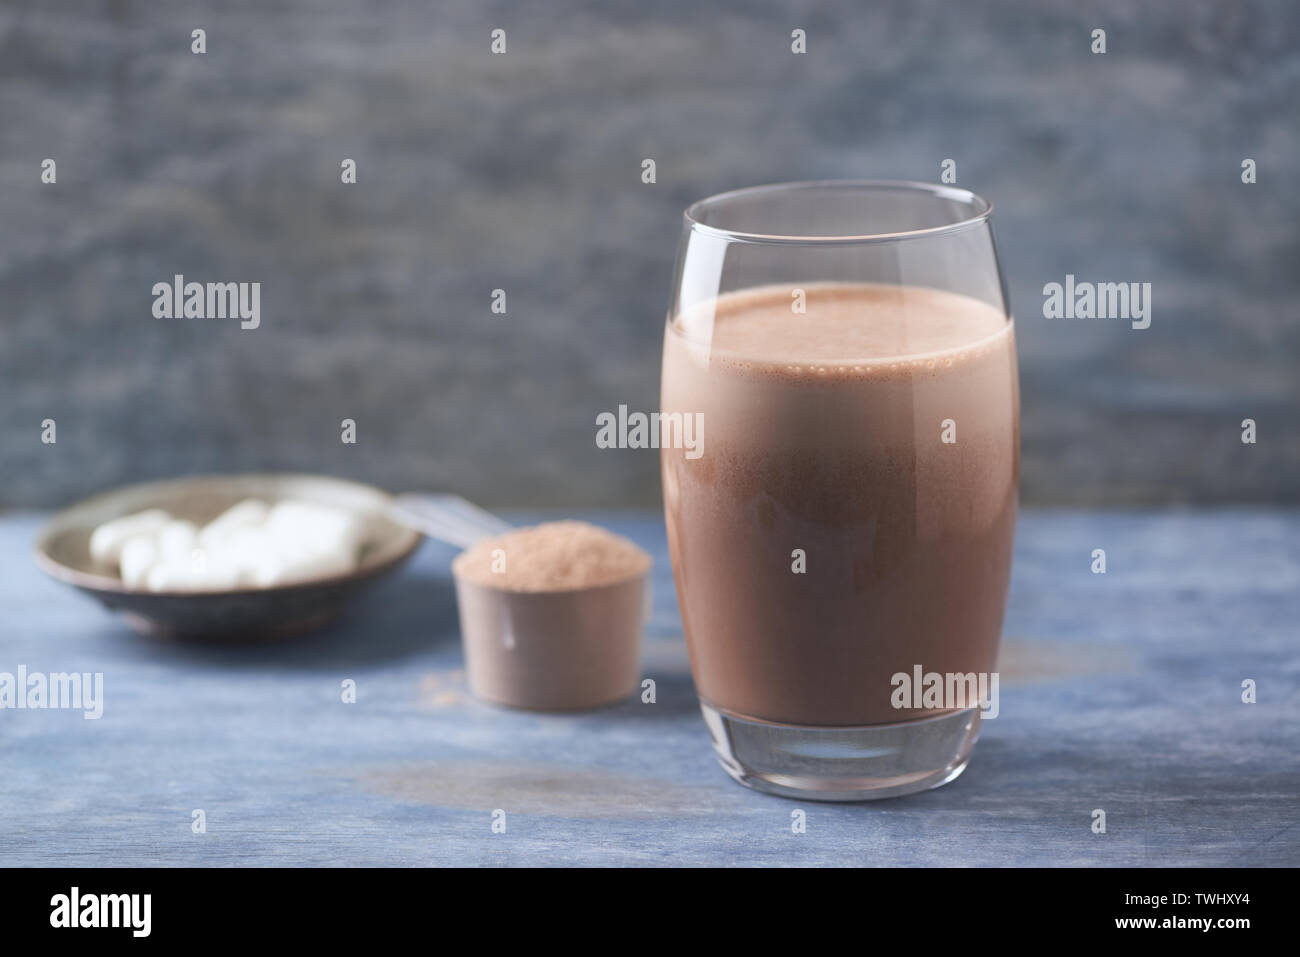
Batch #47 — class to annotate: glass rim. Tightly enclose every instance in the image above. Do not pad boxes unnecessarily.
[682,179,994,246]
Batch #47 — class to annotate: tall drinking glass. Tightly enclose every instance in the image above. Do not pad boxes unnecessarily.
[660,181,1019,800]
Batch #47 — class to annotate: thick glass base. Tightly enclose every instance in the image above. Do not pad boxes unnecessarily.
[700,701,982,801]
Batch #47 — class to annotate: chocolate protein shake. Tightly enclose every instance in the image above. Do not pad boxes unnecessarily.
[661,281,1019,727]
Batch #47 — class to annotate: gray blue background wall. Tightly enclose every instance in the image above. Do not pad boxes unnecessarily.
[2,0,1296,507]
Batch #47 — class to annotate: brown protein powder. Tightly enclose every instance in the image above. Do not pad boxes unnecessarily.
[451,520,651,593]
[450,521,652,711]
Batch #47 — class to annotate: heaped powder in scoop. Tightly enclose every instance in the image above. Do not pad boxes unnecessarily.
[451,520,650,592]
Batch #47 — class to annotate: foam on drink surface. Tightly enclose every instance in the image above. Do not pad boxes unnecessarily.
[669,281,1011,378]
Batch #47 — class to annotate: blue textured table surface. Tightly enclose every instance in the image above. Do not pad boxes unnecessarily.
[1,508,1296,867]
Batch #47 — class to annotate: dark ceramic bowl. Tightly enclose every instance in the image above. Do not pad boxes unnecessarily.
[33,473,422,642]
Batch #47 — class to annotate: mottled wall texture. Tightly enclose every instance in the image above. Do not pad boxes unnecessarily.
[2,0,1297,508]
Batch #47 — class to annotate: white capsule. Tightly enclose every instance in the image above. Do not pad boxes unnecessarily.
[145,557,192,592]
[145,552,239,592]
[258,547,357,587]
[156,520,199,563]
[215,525,276,586]
[266,501,367,558]
[198,547,247,590]
[89,509,170,566]
[199,498,270,549]
[248,550,287,588]
[191,557,240,592]
[118,534,159,588]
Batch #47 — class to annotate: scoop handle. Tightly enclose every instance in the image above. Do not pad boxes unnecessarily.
[390,494,513,549]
